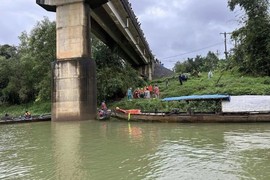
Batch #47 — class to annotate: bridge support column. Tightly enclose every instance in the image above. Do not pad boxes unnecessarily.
[52,58,96,121]
[138,64,153,81]
[38,0,96,121]
[148,63,153,81]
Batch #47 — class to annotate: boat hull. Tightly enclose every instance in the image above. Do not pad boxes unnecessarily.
[112,112,270,123]
[97,109,112,121]
[0,115,51,125]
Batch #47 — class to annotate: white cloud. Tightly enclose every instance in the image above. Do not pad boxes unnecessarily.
[129,0,239,69]
[0,0,239,69]
[0,0,54,45]
[145,6,168,18]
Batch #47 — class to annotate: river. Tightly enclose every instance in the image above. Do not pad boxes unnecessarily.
[1,119,270,179]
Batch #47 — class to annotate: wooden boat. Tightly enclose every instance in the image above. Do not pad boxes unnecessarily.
[112,95,270,123]
[97,109,112,120]
[0,114,51,125]
[112,111,270,123]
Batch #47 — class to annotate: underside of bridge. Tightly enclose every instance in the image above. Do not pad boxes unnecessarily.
[37,0,154,76]
[37,0,154,121]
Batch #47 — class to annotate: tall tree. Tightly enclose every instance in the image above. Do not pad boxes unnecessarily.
[173,51,219,74]
[0,44,18,59]
[228,0,270,75]
[0,48,22,104]
[204,51,219,71]
[18,17,56,102]
[1,17,146,104]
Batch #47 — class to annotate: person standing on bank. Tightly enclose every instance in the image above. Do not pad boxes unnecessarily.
[144,88,151,99]
[208,70,213,79]
[127,87,133,101]
[154,85,160,99]
[165,79,169,88]
[178,74,183,85]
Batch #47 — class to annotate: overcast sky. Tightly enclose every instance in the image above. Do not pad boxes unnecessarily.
[0,0,240,69]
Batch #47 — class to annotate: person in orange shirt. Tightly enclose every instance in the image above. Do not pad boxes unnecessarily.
[148,84,153,97]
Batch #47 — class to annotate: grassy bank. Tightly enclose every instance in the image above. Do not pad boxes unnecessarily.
[111,70,270,112]
[0,101,50,117]
[1,70,270,116]
[156,71,270,97]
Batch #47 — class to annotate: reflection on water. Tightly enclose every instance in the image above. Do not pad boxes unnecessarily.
[1,121,270,179]
[52,122,84,179]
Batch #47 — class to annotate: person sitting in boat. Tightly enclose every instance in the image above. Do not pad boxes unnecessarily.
[2,113,12,121]
[99,101,108,118]
[24,111,31,119]
[101,101,107,111]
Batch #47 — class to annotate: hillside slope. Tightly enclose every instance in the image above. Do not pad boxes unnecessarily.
[152,63,174,79]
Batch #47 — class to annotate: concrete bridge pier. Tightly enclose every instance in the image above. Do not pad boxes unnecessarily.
[38,0,97,121]
[52,58,96,121]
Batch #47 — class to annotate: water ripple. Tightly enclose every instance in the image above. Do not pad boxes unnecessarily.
[1,122,270,179]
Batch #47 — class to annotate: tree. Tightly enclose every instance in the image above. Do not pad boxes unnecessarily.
[0,44,17,59]
[18,17,56,102]
[203,51,219,71]
[173,51,220,74]
[92,36,145,102]
[0,44,21,104]
[1,17,146,105]
[0,45,18,91]
[228,0,270,75]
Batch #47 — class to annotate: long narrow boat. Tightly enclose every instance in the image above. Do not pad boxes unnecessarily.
[112,111,270,123]
[112,95,270,123]
[0,114,51,125]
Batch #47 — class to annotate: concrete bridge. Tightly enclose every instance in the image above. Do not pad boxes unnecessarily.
[37,0,155,121]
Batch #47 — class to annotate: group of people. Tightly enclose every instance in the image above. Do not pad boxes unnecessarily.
[2,111,31,121]
[127,85,160,100]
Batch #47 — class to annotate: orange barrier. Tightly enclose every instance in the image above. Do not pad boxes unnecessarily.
[116,107,141,114]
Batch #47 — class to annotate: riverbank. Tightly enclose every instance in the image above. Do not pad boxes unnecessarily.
[0,102,50,118]
[111,71,270,112]
[1,70,270,116]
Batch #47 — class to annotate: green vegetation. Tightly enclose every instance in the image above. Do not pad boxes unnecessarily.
[2,68,270,116]
[173,52,219,74]
[0,18,145,106]
[111,70,270,112]
[0,18,146,117]
[228,0,270,76]
[92,37,146,102]
[0,101,50,117]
